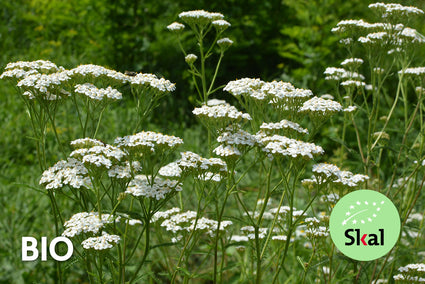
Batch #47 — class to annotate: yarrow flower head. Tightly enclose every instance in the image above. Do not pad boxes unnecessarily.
[177,151,227,176]
[193,104,251,128]
[341,58,364,68]
[260,120,309,136]
[167,22,185,32]
[82,232,120,250]
[369,3,424,19]
[114,131,183,155]
[128,73,176,92]
[217,38,233,50]
[394,263,425,282]
[299,96,342,118]
[4,60,61,73]
[40,158,91,190]
[125,175,182,200]
[257,135,324,160]
[75,83,122,101]
[178,10,224,26]
[212,20,231,31]
[70,138,105,149]
[159,210,232,237]
[62,212,117,237]
[17,72,71,99]
[70,144,126,171]
[185,54,198,65]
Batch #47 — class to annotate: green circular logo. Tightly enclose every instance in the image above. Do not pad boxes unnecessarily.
[329,190,400,261]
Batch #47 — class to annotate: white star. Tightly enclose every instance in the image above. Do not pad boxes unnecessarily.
[352,220,357,224]
[346,212,351,216]
[377,208,381,211]
[381,201,384,204]
[342,220,347,226]
[365,201,368,205]
[350,205,355,209]
[361,220,365,224]
[373,202,376,206]
[373,214,377,218]
[356,201,360,205]
[368,218,372,222]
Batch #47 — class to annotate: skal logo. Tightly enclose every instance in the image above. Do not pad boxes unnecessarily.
[329,190,400,261]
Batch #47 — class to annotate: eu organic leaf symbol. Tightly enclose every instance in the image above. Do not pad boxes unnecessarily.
[341,200,384,226]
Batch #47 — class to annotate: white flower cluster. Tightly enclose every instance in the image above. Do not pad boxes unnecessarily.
[341,80,366,88]
[324,67,365,81]
[126,175,182,200]
[394,263,425,282]
[177,151,227,175]
[0,68,38,80]
[159,162,182,178]
[304,217,320,227]
[334,171,369,187]
[158,210,232,237]
[331,19,386,33]
[128,73,176,92]
[223,78,265,98]
[260,120,309,135]
[40,158,91,190]
[312,163,341,180]
[268,206,306,221]
[62,212,116,237]
[394,274,425,282]
[224,78,313,111]
[320,193,340,204]
[303,165,369,188]
[212,20,231,29]
[271,235,288,241]
[217,125,257,146]
[217,38,233,49]
[207,99,227,106]
[306,226,329,238]
[151,207,181,223]
[358,32,388,44]
[108,161,142,179]
[299,96,343,116]
[398,263,425,273]
[75,83,122,101]
[399,67,425,77]
[258,135,324,160]
[369,3,424,18]
[167,22,185,31]
[178,10,224,25]
[185,54,198,64]
[70,145,126,170]
[17,72,71,98]
[4,60,61,73]
[67,64,176,92]
[193,104,252,124]
[240,226,268,240]
[341,58,364,67]
[114,131,183,154]
[213,144,241,159]
[67,64,128,83]
[70,138,105,149]
[343,106,357,113]
[199,172,222,182]
[82,232,120,250]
